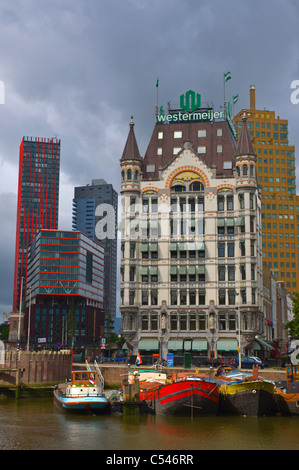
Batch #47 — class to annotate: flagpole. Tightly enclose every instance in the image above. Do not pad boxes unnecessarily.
[223,73,226,118]
[156,77,159,117]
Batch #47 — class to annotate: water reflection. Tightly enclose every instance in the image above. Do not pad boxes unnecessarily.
[0,398,298,450]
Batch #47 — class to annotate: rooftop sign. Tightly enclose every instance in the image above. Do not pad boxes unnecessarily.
[156,89,236,136]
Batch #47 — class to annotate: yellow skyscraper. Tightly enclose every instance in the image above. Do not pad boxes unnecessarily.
[234,86,299,295]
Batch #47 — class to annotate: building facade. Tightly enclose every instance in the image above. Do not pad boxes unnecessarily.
[13,137,61,312]
[234,86,299,296]
[72,179,118,318]
[9,230,105,348]
[120,95,265,360]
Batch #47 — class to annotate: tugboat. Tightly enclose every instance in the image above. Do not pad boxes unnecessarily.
[54,369,109,414]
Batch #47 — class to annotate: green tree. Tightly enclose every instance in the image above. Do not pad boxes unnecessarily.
[0,322,9,341]
[285,292,299,341]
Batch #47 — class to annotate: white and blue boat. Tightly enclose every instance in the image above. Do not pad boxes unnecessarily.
[54,370,109,414]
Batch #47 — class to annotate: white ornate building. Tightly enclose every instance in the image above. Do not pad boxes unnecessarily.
[120,98,264,361]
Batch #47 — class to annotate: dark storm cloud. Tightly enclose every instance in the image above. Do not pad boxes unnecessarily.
[0,0,299,317]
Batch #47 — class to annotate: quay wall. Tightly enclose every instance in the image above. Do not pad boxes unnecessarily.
[0,350,71,386]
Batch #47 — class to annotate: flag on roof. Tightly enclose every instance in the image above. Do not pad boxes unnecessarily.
[224,71,231,82]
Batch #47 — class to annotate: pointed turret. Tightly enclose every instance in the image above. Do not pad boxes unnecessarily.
[234,113,257,188]
[121,116,142,162]
[120,116,142,194]
[235,112,256,157]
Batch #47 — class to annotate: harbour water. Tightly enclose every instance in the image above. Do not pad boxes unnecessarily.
[0,396,299,451]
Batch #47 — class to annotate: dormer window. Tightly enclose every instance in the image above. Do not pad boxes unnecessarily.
[198,130,206,137]
[174,131,182,138]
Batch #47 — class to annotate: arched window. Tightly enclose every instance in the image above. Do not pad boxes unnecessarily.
[237,166,240,177]
[190,181,204,191]
[127,169,132,180]
[171,183,186,192]
[242,164,248,176]
[134,170,138,181]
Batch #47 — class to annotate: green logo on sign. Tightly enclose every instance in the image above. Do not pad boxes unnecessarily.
[180,90,201,113]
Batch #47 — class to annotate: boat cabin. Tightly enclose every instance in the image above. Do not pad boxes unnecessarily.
[72,371,97,387]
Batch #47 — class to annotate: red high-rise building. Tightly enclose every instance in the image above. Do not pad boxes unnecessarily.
[13,137,61,312]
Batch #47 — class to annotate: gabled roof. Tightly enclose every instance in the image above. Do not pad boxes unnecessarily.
[121,116,142,162]
[142,119,236,180]
[235,113,256,157]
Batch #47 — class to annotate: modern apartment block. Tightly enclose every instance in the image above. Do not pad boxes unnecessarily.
[72,179,118,318]
[234,86,299,295]
[12,137,61,312]
[16,230,105,347]
[120,93,267,361]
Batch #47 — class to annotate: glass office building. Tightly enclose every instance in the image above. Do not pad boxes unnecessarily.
[72,179,118,318]
[13,137,61,312]
[24,230,105,347]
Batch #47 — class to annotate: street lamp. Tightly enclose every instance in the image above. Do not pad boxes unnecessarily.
[17,277,23,349]
[236,292,242,370]
[27,285,32,351]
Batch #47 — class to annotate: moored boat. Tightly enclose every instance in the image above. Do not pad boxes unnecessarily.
[274,364,299,416]
[217,368,275,416]
[139,374,219,416]
[54,370,109,414]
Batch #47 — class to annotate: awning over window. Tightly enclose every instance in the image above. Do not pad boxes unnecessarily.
[226,218,234,226]
[170,242,177,251]
[254,339,274,350]
[138,339,159,351]
[150,243,158,252]
[217,339,238,351]
[179,243,187,251]
[187,242,196,250]
[192,339,208,351]
[184,340,192,351]
[170,266,177,275]
[140,266,148,275]
[168,340,183,351]
[197,265,205,274]
[188,265,196,275]
[179,266,187,275]
[217,218,225,226]
[196,241,205,250]
[149,266,158,275]
[140,243,149,252]
[150,219,158,229]
[236,217,245,226]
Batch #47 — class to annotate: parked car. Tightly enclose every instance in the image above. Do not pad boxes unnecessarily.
[232,356,264,369]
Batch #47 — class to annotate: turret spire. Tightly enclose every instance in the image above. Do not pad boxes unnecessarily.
[121,116,142,162]
[235,113,256,157]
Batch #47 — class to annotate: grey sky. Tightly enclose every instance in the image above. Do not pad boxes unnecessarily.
[0,0,299,320]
